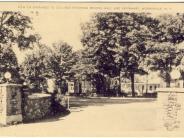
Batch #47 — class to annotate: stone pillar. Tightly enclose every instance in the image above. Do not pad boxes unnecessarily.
[0,84,22,125]
[157,88,184,131]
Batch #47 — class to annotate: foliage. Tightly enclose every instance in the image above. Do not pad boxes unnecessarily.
[0,11,37,49]
[0,46,20,83]
[22,41,76,92]
[50,41,77,80]
[146,42,181,87]
[146,13,184,87]
[81,12,159,96]
[0,12,39,85]
[47,42,77,93]
[72,50,97,79]
[175,42,184,84]
[21,45,52,91]
[157,13,184,44]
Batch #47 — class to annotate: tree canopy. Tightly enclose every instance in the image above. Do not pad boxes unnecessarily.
[81,12,160,96]
[0,11,37,49]
[21,41,77,92]
[0,11,38,83]
[145,13,184,87]
[0,46,20,83]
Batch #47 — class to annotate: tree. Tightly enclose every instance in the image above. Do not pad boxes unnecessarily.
[177,57,184,87]
[0,11,36,49]
[146,42,181,87]
[22,41,77,92]
[0,12,38,84]
[81,13,159,97]
[156,13,184,44]
[173,42,184,87]
[71,49,105,94]
[50,41,77,92]
[51,42,76,78]
[146,13,184,87]
[71,50,97,79]
[0,46,20,83]
[21,45,52,91]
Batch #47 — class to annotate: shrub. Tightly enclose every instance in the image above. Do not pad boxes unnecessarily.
[50,92,68,114]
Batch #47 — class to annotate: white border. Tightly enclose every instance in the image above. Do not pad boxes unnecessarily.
[0,0,183,2]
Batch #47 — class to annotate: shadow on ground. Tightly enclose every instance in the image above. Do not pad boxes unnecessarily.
[69,97,156,110]
[4,97,156,126]
[0,110,70,127]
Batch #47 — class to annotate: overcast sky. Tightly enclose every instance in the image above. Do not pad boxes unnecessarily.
[30,11,93,51]
[13,11,94,63]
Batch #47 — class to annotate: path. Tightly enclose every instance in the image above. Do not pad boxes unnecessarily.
[0,98,182,137]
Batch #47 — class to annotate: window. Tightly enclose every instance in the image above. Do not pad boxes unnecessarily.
[150,86,152,91]
[142,85,144,90]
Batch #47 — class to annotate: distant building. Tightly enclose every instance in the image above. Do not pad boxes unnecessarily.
[67,81,75,94]
[121,82,160,96]
[120,72,161,96]
[67,79,95,95]
[81,80,95,94]
[161,79,184,88]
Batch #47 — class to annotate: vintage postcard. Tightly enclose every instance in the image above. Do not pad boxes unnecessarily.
[0,1,184,137]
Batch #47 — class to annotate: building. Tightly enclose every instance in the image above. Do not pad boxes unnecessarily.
[161,79,184,88]
[67,81,75,94]
[121,82,160,96]
[81,80,95,94]
[67,79,95,96]
[120,72,161,96]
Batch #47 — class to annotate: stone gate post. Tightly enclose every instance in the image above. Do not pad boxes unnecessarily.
[157,88,184,131]
[0,84,22,125]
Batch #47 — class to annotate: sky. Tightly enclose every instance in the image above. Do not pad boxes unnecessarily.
[30,11,94,51]
[13,10,94,63]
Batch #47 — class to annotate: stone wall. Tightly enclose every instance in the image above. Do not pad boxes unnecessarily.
[22,93,52,122]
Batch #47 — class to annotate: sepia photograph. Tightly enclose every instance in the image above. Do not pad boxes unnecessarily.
[0,2,184,137]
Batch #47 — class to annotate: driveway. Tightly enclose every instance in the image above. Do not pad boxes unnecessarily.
[0,98,182,137]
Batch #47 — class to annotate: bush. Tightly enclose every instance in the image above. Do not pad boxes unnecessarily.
[50,93,68,114]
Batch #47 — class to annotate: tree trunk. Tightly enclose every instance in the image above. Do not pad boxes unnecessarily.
[117,71,121,97]
[130,73,135,97]
[94,74,105,95]
[166,72,171,88]
[146,74,148,94]
[59,72,63,94]
[166,80,170,88]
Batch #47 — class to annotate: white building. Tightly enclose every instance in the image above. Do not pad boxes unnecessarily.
[121,82,160,96]
[68,81,75,94]
[121,72,161,96]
